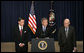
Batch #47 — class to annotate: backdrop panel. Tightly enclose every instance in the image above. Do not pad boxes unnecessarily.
[1,1,83,42]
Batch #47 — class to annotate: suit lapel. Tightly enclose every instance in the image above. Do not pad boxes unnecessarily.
[40,26,43,32]
[64,26,71,38]
[22,26,25,38]
[16,26,21,39]
[68,26,71,38]
[17,26,20,36]
[63,27,66,38]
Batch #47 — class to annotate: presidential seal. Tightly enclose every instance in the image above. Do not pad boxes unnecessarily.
[38,41,47,50]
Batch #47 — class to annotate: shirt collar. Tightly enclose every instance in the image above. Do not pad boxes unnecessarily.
[42,25,46,28]
[19,25,23,30]
[65,27,69,30]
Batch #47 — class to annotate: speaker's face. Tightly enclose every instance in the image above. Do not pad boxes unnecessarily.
[42,20,48,27]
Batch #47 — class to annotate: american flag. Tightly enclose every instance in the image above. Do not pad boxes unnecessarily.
[28,1,37,34]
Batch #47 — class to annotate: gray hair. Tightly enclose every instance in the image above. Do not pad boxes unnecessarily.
[41,17,48,23]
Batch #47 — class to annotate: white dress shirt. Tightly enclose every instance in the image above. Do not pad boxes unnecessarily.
[19,25,23,31]
[42,25,46,32]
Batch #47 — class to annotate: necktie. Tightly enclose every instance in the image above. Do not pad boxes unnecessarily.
[20,27,22,36]
[65,28,68,38]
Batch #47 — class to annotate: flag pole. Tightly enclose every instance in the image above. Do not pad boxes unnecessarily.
[50,1,54,11]
[32,1,34,4]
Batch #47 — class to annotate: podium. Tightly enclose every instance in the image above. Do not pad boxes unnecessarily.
[31,38,55,52]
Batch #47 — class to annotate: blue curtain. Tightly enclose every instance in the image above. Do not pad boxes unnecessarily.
[1,1,83,42]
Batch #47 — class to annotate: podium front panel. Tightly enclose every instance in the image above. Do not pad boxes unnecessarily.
[31,38,55,52]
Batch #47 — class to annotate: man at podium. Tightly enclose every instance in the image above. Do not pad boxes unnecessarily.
[35,17,51,39]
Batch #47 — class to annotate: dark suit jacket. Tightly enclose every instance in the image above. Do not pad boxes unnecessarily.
[58,26,76,50]
[14,25,28,51]
[35,26,51,38]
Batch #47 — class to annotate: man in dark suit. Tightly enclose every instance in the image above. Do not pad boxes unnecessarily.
[58,19,77,52]
[35,18,51,38]
[14,17,28,52]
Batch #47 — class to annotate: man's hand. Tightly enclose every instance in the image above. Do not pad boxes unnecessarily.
[73,47,77,52]
[19,43,25,47]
